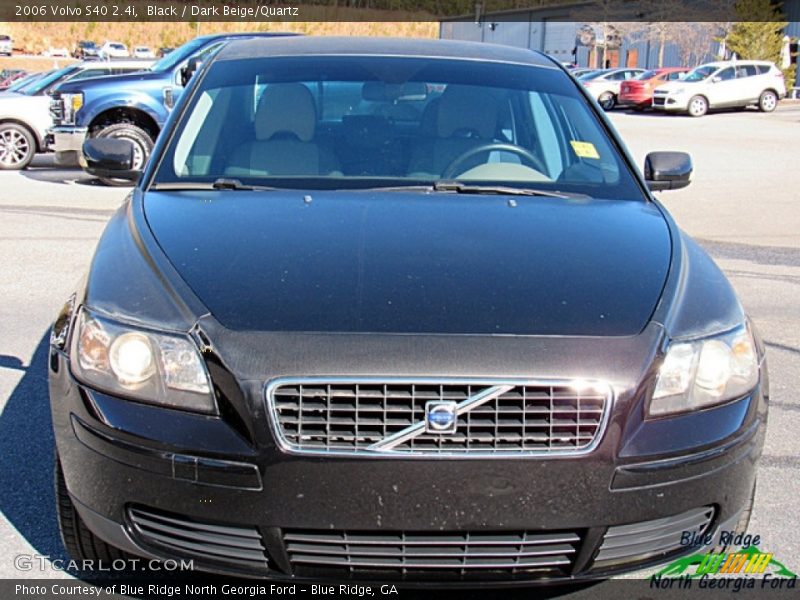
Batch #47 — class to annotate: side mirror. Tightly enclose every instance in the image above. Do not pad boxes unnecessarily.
[711,76,722,83]
[81,138,140,182]
[644,151,692,192]
[180,57,202,87]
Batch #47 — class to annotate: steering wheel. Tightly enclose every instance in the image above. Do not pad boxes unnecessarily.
[441,143,548,180]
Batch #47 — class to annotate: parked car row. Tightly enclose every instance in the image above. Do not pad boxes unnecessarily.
[0,33,294,174]
[0,60,152,170]
[573,60,787,117]
[0,35,790,179]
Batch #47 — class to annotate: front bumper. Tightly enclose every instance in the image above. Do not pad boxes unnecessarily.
[49,126,88,166]
[49,341,768,585]
[618,92,651,107]
[652,95,690,111]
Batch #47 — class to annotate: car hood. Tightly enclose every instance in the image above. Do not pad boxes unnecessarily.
[0,92,49,110]
[142,190,671,336]
[656,80,703,93]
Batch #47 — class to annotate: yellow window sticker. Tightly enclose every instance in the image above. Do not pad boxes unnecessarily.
[570,141,600,159]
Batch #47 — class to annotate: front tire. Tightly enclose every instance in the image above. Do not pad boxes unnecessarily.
[93,122,154,186]
[598,92,616,111]
[687,95,708,117]
[758,90,778,113]
[0,122,36,170]
[55,454,130,565]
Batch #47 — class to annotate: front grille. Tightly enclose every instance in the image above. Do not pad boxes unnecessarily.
[592,506,715,570]
[284,529,581,578]
[268,379,610,457]
[128,507,269,574]
[49,94,64,123]
[652,97,666,106]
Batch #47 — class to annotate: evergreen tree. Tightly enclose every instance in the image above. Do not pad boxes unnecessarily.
[726,0,794,86]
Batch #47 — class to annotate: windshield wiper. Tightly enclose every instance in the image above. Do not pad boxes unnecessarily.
[359,182,581,199]
[150,178,279,192]
[432,181,577,199]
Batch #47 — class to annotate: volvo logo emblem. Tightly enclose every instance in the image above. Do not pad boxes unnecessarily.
[425,401,458,434]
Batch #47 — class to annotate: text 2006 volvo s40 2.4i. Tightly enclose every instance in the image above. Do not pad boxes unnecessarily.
[49,37,768,586]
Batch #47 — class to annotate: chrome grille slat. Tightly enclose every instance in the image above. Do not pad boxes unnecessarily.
[592,506,715,569]
[268,378,611,457]
[128,507,269,571]
[284,529,581,575]
[285,543,577,558]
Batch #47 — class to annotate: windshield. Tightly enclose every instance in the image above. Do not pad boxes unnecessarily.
[23,66,75,95]
[6,73,40,92]
[683,65,717,82]
[150,37,209,73]
[635,70,658,80]
[153,56,643,200]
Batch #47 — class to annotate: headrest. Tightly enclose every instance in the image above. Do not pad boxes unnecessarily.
[437,86,498,139]
[419,97,441,136]
[255,83,316,142]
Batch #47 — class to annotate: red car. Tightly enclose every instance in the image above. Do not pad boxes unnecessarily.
[619,67,688,109]
[0,69,27,90]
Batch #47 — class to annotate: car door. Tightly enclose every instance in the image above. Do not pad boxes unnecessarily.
[706,67,737,107]
[605,70,628,94]
[737,64,762,103]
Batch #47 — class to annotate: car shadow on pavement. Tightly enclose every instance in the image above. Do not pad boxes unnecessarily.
[21,165,105,187]
[0,332,67,564]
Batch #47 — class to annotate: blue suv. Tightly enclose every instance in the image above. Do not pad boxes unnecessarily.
[49,32,295,179]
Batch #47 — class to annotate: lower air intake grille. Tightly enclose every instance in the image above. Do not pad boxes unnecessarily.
[284,529,581,579]
[592,506,715,570]
[128,507,269,574]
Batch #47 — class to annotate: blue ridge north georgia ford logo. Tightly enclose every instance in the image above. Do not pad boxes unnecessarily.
[425,401,458,434]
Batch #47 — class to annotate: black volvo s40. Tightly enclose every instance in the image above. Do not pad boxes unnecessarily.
[49,37,768,585]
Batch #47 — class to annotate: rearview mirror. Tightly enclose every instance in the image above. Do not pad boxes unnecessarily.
[644,151,692,191]
[81,138,140,182]
[180,56,203,87]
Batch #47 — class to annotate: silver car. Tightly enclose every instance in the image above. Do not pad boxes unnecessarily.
[579,67,647,110]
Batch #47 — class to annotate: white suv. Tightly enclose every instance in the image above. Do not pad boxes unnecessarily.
[653,60,786,117]
[99,41,129,59]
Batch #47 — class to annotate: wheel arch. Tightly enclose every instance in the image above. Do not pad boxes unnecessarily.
[88,107,159,141]
[687,93,709,114]
[0,118,43,151]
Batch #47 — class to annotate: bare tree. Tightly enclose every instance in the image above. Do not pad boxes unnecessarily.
[573,0,727,68]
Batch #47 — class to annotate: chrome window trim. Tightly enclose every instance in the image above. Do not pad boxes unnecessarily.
[264,376,613,459]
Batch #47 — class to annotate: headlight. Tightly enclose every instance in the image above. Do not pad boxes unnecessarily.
[60,92,83,124]
[69,307,215,413]
[650,325,759,417]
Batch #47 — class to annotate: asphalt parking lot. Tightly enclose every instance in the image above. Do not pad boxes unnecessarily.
[0,102,798,595]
